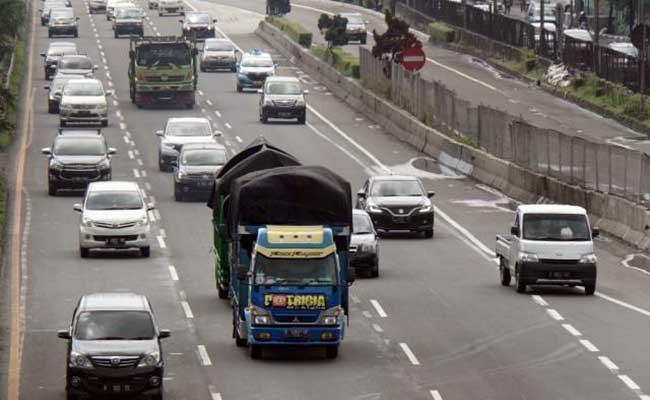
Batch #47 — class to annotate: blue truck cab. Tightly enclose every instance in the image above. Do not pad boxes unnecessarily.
[236,49,276,92]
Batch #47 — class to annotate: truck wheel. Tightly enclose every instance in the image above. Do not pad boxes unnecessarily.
[325,346,338,359]
[249,345,262,359]
[74,29,78,38]
[499,258,511,286]
[114,31,118,38]
[260,112,268,124]
[584,283,596,296]
[218,286,228,299]
[236,84,242,93]
[370,262,379,278]
[515,266,526,293]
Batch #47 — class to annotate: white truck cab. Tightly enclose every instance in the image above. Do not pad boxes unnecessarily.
[495,204,598,295]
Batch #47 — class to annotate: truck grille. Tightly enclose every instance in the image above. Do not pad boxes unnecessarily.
[273,314,319,323]
[91,355,140,368]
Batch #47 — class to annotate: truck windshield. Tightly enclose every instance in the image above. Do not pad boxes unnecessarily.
[136,43,191,67]
[254,254,338,285]
[523,213,591,241]
[75,311,155,340]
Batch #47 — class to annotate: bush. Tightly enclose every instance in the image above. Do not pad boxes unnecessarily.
[428,22,455,44]
[266,16,312,48]
[311,46,360,78]
[0,24,24,149]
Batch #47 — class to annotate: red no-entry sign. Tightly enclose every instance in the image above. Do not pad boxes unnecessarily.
[401,46,426,72]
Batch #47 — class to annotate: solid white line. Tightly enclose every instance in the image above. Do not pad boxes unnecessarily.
[197,345,212,366]
[157,235,166,249]
[531,295,548,307]
[206,99,213,106]
[562,324,582,337]
[370,299,387,318]
[430,390,443,400]
[618,375,641,390]
[235,135,243,143]
[133,168,140,178]
[595,292,650,318]
[598,356,619,371]
[399,343,420,366]
[137,159,143,166]
[372,323,383,333]
[123,136,129,143]
[546,309,564,321]
[159,228,166,238]
[225,122,232,129]
[145,182,152,190]
[128,150,134,159]
[434,206,496,257]
[180,301,194,318]
[580,339,599,352]
[215,110,221,117]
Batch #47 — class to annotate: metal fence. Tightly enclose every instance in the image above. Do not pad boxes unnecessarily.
[360,46,650,203]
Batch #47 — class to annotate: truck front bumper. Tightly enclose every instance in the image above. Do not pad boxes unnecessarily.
[135,90,194,106]
[248,325,342,346]
[519,261,596,286]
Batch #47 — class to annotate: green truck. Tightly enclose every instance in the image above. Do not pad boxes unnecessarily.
[128,36,198,108]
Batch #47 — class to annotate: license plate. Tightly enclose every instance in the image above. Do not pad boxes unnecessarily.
[278,112,292,117]
[285,328,308,338]
[108,238,125,246]
[198,181,211,187]
[393,216,408,223]
[252,80,262,85]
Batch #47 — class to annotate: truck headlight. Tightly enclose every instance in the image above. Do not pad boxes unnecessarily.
[321,306,341,325]
[251,306,271,325]
[579,253,597,264]
[518,252,539,263]
[367,203,382,213]
[137,351,160,367]
[419,205,432,213]
[70,352,93,368]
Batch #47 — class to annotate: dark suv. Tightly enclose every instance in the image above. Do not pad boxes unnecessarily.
[174,142,227,201]
[57,293,170,400]
[180,12,216,40]
[42,130,116,195]
[356,175,435,238]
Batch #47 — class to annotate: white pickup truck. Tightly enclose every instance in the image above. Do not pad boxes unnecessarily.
[495,204,599,295]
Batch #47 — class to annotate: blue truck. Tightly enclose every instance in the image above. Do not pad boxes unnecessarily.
[216,163,353,359]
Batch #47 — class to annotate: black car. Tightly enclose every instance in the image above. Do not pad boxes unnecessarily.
[41,42,78,80]
[180,12,216,40]
[57,293,170,400]
[356,175,435,237]
[174,142,227,201]
[48,7,79,38]
[42,130,116,195]
[350,209,379,277]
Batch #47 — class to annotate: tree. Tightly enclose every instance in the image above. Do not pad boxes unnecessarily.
[371,10,421,77]
[318,14,349,49]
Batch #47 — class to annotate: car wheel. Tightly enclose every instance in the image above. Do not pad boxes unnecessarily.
[260,112,267,124]
[515,265,526,293]
[218,286,228,299]
[74,30,78,38]
[231,65,237,72]
[48,31,52,38]
[106,15,110,20]
[297,114,306,124]
[60,120,66,127]
[370,260,379,278]
[101,119,108,127]
[174,184,183,201]
[114,31,118,38]
[236,84,242,93]
[158,11,163,16]
[140,246,150,258]
[249,344,262,359]
[424,229,433,238]
[325,345,339,359]
[48,101,56,114]
[499,257,511,286]
[200,65,205,72]
[584,283,596,295]
[80,247,90,258]
[48,182,57,196]
[66,391,78,400]
[361,36,367,45]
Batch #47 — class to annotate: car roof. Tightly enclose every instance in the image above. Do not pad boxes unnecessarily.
[66,78,102,86]
[205,38,230,44]
[181,142,226,151]
[186,11,210,16]
[242,49,271,59]
[340,12,363,17]
[167,117,210,124]
[49,41,76,48]
[88,181,140,192]
[79,293,150,312]
[57,128,103,136]
[52,73,86,81]
[266,76,300,84]
[517,204,587,215]
[370,175,421,182]
[60,54,92,61]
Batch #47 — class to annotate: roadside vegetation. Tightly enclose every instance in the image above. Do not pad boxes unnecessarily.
[310,45,360,78]
[265,16,312,48]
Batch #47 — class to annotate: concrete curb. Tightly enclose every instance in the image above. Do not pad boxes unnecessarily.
[256,20,650,250]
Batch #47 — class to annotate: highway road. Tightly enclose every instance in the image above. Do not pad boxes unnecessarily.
[6,0,650,399]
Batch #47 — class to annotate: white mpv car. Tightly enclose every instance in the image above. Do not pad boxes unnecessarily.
[74,181,154,258]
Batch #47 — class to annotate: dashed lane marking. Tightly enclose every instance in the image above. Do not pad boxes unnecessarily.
[370,299,387,318]
[145,182,152,190]
[599,356,619,371]
[128,150,134,159]
[430,390,443,400]
[225,122,232,129]
[157,235,166,249]
[235,135,242,143]
[215,110,221,117]
[197,345,212,366]
[206,99,213,106]
[546,309,564,321]
[399,343,420,366]
[133,168,140,178]
[372,323,383,333]
[141,169,147,177]
[168,265,179,281]
[119,122,126,130]
[159,228,166,238]
[209,386,223,400]
[123,136,129,143]
[531,295,548,306]
[562,324,582,337]
[618,375,641,391]
[580,339,599,352]
[362,311,372,318]
[137,159,143,166]
[181,301,194,318]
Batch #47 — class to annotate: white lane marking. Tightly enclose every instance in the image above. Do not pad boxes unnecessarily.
[112,99,118,106]
[370,299,387,318]
[133,168,140,178]
[134,149,140,156]
[531,295,548,306]
[580,339,599,352]
[149,195,156,205]
[145,182,152,190]
[399,343,420,366]
[546,309,564,321]
[225,122,232,129]
[640,395,650,400]
[430,390,443,400]
[362,310,372,318]
[141,170,147,177]
[153,210,161,220]
[435,206,496,257]
[198,90,204,96]
[372,323,383,333]
[215,110,221,117]
[147,210,156,222]
[206,99,213,106]
[107,81,113,87]
[119,122,126,130]
[351,295,361,304]
[562,324,582,337]
[168,265,179,281]
[598,356,619,371]
[180,301,194,318]
[224,140,232,147]
[595,292,650,318]
[197,345,212,366]
[235,135,243,143]
[209,387,223,400]
[125,131,131,138]
[618,375,641,390]
[159,228,166,238]
[621,254,650,277]
[201,108,207,114]
[230,149,237,155]
[157,235,166,249]
[123,136,129,143]
[128,150,134,159]
[137,159,143,166]
[306,122,373,175]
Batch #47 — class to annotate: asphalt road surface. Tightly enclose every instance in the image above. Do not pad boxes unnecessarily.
[7,0,650,399]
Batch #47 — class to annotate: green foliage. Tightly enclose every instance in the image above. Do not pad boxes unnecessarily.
[266,16,312,48]
[428,22,455,43]
[0,0,25,38]
[0,23,24,149]
[318,14,349,48]
[311,45,360,78]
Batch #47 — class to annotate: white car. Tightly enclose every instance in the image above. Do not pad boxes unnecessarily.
[74,181,153,258]
[59,79,112,127]
[158,0,184,16]
[88,0,107,13]
[106,0,133,20]
[147,0,159,9]
[156,117,221,171]
[200,38,238,72]
[56,55,97,77]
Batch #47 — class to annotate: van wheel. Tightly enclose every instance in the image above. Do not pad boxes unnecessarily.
[218,286,228,299]
[515,266,526,293]
[249,345,262,359]
[500,258,511,286]
[584,283,596,295]
[297,114,306,124]
[424,229,433,238]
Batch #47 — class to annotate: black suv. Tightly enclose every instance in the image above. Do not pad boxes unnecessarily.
[57,293,170,400]
[174,142,227,201]
[180,12,216,40]
[42,130,116,195]
[356,175,435,238]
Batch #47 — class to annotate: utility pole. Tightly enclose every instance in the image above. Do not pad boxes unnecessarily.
[641,0,647,112]
[540,0,546,54]
[593,0,599,72]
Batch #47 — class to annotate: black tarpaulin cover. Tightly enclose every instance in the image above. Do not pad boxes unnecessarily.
[226,165,352,234]
[207,136,300,210]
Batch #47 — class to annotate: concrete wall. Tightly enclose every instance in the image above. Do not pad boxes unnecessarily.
[255,20,650,249]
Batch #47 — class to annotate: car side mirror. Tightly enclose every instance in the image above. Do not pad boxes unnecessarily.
[41,147,52,155]
[73,203,82,212]
[40,52,46,57]
[57,329,71,339]
[236,265,249,281]
[108,147,117,155]
[427,191,435,198]
[44,85,50,90]
[592,227,600,238]
[257,89,263,94]
[147,203,155,211]
[347,267,356,285]
[155,130,164,136]
[510,226,520,236]
[159,329,171,339]
[93,65,98,71]
[303,90,310,95]
[105,90,114,96]
[213,130,223,137]
[356,190,366,199]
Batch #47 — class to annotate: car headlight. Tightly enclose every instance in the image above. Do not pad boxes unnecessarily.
[518,252,539,263]
[176,170,185,179]
[50,159,64,171]
[367,203,382,213]
[60,104,73,112]
[136,214,149,227]
[70,352,93,368]
[419,204,432,213]
[97,158,111,170]
[251,305,271,325]
[579,253,597,264]
[321,306,341,325]
[162,142,176,149]
[82,216,94,227]
[137,351,160,367]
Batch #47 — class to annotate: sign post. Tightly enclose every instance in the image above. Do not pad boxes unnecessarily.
[401,46,426,72]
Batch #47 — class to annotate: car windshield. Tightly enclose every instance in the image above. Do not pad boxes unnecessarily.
[205,41,233,51]
[166,121,211,136]
[241,57,273,67]
[254,253,338,285]
[182,149,226,165]
[75,311,155,340]
[85,190,143,210]
[48,47,76,57]
[51,9,73,17]
[344,15,363,24]
[59,57,93,70]
[136,43,191,67]
[370,180,424,197]
[187,13,210,23]
[353,214,374,234]
[63,81,103,96]
[54,138,105,155]
[267,82,301,95]
[522,213,591,241]
[116,8,141,18]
